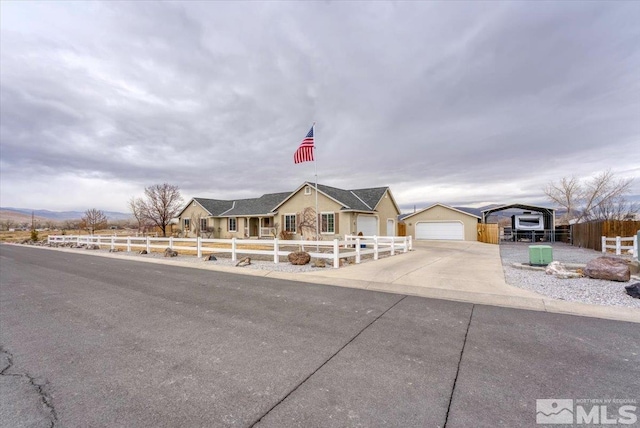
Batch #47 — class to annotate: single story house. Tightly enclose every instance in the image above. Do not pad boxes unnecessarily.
[400,203,481,241]
[178,182,400,239]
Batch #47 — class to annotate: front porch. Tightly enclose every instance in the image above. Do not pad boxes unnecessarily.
[244,216,276,239]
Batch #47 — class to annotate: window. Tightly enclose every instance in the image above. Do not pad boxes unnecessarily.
[228,218,237,232]
[321,213,335,234]
[184,218,190,231]
[200,218,208,232]
[284,214,296,233]
[305,186,312,195]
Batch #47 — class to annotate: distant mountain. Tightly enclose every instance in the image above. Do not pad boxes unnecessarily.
[0,207,131,221]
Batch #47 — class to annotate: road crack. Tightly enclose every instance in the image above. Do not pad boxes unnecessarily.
[249,295,408,427]
[443,304,474,428]
[0,346,58,428]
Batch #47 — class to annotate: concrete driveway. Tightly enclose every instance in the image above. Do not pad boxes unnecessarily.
[269,241,639,323]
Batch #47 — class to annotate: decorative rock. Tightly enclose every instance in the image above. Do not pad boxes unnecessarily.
[312,258,326,268]
[545,261,583,279]
[625,283,640,299]
[138,250,148,255]
[236,257,251,267]
[204,254,217,261]
[629,261,640,275]
[545,261,566,275]
[584,256,630,282]
[288,251,311,265]
[87,244,100,250]
[164,247,178,257]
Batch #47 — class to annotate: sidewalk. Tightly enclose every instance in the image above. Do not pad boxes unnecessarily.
[10,242,640,323]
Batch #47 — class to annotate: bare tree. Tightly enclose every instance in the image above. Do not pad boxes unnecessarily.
[190,212,202,237]
[297,206,320,240]
[139,183,183,237]
[544,170,637,223]
[81,208,108,235]
[3,219,15,231]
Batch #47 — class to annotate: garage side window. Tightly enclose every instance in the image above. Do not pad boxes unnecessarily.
[321,213,335,234]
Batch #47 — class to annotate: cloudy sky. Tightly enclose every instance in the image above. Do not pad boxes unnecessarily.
[1,1,639,213]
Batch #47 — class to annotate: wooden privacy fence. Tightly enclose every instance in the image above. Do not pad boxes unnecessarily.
[572,220,640,251]
[477,223,499,244]
[47,234,412,269]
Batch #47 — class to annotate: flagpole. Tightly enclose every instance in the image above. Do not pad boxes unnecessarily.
[313,122,319,243]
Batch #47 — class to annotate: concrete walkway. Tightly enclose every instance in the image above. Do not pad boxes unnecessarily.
[7,242,640,323]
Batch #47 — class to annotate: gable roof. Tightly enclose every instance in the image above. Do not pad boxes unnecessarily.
[273,182,395,213]
[401,203,481,221]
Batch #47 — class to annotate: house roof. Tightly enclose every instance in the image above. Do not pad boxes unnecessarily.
[401,203,481,221]
[273,182,394,213]
[221,192,291,216]
[183,183,398,218]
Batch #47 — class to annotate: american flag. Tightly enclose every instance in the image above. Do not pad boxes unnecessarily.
[294,126,314,164]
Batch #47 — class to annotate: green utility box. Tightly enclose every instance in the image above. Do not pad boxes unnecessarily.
[529,245,553,266]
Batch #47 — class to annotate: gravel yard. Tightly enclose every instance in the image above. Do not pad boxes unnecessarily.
[500,242,640,309]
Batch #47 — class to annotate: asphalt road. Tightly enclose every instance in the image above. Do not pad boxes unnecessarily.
[1,245,638,428]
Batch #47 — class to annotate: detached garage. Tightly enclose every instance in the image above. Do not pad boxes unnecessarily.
[402,203,480,241]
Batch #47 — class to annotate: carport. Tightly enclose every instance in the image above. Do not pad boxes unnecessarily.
[482,203,556,242]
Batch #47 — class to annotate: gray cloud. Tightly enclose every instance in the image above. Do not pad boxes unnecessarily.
[1,1,638,212]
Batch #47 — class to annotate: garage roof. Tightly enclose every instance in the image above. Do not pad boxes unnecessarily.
[401,203,481,221]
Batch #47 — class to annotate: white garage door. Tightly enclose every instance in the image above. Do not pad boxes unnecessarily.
[357,216,378,236]
[416,222,464,240]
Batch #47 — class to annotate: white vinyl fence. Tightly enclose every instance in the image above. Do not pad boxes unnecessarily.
[47,234,412,269]
[601,235,637,256]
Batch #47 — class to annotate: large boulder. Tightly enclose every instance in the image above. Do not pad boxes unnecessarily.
[288,251,311,265]
[584,256,630,282]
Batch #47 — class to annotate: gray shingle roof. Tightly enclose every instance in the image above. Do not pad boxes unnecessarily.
[313,183,388,212]
[193,198,233,216]
[190,183,391,217]
[223,192,291,216]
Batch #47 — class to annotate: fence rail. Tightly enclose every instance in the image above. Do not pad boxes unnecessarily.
[601,235,638,256]
[47,234,411,269]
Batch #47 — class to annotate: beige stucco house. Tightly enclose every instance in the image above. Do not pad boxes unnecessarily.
[177,182,401,239]
[400,203,481,241]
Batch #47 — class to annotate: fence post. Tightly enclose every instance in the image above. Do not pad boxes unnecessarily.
[333,239,339,268]
[169,236,173,250]
[356,238,361,264]
[601,236,606,253]
[374,235,379,260]
[146,236,151,253]
[616,236,621,255]
[403,237,408,253]
[273,238,279,264]
[110,236,115,251]
[231,238,237,262]
[390,236,395,256]
[127,237,131,252]
[634,234,638,260]
[197,237,202,258]
[409,236,413,251]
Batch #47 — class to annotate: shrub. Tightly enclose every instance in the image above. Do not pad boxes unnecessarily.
[30,229,39,241]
